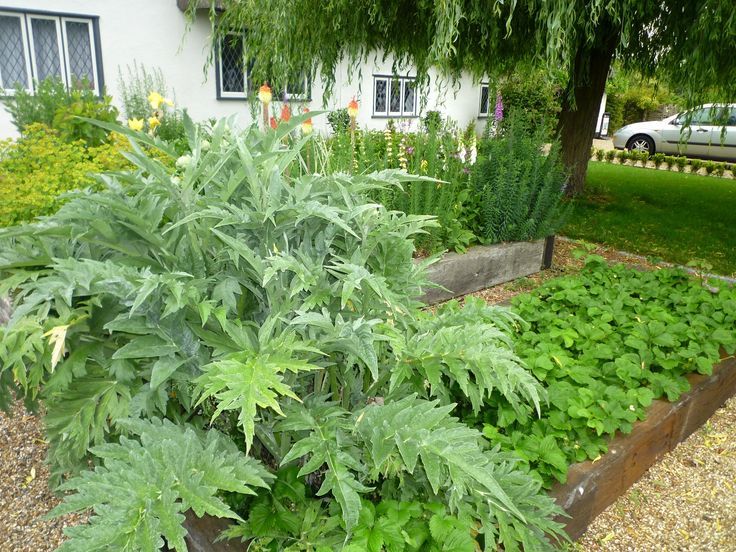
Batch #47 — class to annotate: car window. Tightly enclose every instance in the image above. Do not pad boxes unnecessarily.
[728,107,736,127]
[677,107,729,126]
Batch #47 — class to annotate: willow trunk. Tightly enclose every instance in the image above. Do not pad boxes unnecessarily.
[558,30,619,196]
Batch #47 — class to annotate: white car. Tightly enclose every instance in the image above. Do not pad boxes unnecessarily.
[612,104,736,161]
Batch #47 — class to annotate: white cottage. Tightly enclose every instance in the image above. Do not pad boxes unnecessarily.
[0,0,606,138]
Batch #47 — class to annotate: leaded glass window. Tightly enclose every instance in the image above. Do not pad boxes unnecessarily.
[372,76,418,117]
[389,78,402,114]
[64,20,95,88]
[374,78,388,114]
[0,15,29,90]
[219,35,245,95]
[0,11,102,95]
[403,80,416,115]
[30,17,62,82]
[479,84,490,117]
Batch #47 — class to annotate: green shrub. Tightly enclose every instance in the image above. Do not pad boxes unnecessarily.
[595,148,605,161]
[704,161,716,175]
[4,78,119,146]
[616,149,629,164]
[714,162,726,177]
[664,155,677,170]
[639,151,649,166]
[327,108,350,133]
[674,156,688,172]
[0,124,129,227]
[652,152,665,169]
[605,149,616,163]
[422,109,443,133]
[469,116,570,243]
[0,115,564,550]
[689,159,703,173]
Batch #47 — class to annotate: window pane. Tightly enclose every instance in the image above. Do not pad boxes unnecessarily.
[403,79,415,115]
[389,79,401,113]
[480,85,489,115]
[0,15,28,89]
[65,21,94,88]
[220,35,244,93]
[286,73,307,97]
[31,18,62,82]
[374,78,387,113]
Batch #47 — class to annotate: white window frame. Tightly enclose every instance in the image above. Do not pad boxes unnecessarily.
[479,83,490,117]
[0,10,100,96]
[217,34,247,99]
[27,14,66,86]
[372,75,418,118]
[0,11,33,94]
[284,74,311,102]
[373,76,389,116]
[60,17,99,94]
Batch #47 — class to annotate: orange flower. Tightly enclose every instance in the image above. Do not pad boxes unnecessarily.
[258,83,272,104]
[280,104,291,122]
[269,116,278,129]
[347,97,359,119]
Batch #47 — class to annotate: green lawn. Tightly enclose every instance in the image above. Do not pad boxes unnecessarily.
[564,162,736,276]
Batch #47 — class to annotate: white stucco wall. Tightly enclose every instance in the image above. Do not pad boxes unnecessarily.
[0,0,488,138]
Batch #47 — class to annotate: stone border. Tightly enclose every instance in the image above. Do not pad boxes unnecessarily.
[550,354,736,541]
[420,237,552,304]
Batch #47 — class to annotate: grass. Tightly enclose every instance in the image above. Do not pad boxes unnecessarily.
[564,162,736,276]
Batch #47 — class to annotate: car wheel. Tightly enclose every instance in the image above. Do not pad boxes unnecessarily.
[626,135,655,155]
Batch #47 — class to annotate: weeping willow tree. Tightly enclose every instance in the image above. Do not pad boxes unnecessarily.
[191,1,736,195]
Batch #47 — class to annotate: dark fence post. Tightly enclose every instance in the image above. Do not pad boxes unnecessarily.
[542,235,555,269]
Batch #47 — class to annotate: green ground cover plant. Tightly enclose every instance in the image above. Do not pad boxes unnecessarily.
[565,162,736,276]
[474,256,736,485]
[0,114,564,551]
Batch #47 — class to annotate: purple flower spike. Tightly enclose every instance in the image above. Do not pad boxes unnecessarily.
[494,93,504,122]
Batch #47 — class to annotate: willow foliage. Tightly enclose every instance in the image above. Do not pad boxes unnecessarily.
[197,1,736,108]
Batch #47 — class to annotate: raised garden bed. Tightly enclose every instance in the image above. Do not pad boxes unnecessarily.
[181,353,736,550]
[420,236,554,304]
[551,353,736,540]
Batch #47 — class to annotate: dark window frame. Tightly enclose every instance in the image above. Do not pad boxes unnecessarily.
[0,6,103,97]
[215,34,312,102]
[478,83,490,118]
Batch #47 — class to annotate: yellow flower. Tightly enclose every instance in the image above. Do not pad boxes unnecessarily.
[127,118,144,131]
[148,116,161,130]
[148,91,164,110]
[420,159,428,173]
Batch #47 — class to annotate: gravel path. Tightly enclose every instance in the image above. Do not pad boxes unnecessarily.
[578,394,736,552]
[0,403,87,552]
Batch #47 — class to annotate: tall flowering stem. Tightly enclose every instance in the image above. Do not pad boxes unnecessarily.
[494,92,504,122]
[258,83,272,129]
[347,98,359,169]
